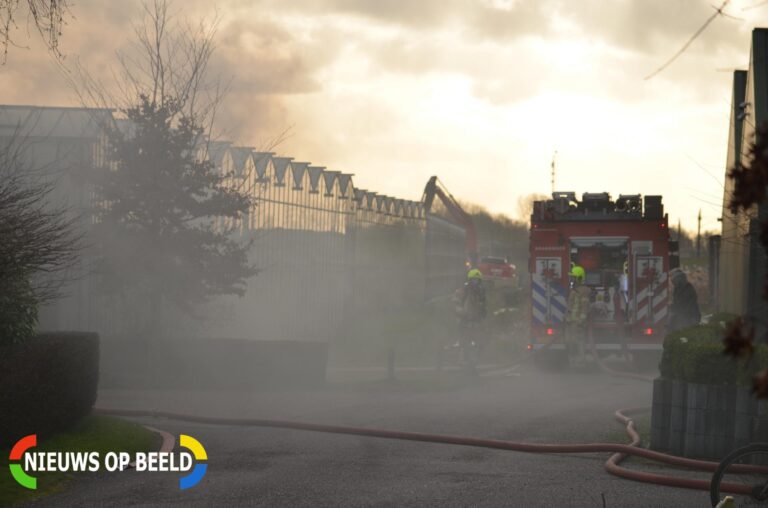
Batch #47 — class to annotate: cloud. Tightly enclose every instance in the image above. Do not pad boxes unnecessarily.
[0,1,345,145]
[560,0,749,55]
[1,0,749,114]
[213,18,326,95]
[463,0,555,41]
[313,0,749,108]
[208,13,352,142]
[272,0,461,29]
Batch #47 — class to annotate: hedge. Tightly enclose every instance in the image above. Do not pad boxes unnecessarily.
[0,332,100,447]
[0,274,38,346]
[659,313,765,386]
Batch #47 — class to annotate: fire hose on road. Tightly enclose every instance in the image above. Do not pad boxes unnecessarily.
[92,321,755,499]
[94,387,756,498]
[585,329,761,497]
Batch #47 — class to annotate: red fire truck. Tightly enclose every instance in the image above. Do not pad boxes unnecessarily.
[478,255,518,287]
[528,192,676,368]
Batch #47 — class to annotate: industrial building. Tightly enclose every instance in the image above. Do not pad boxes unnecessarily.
[0,104,463,342]
[718,29,768,332]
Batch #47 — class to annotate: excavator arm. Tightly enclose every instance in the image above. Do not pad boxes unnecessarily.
[422,176,478,262]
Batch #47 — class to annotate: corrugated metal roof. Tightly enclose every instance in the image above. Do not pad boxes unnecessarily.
[0,105,114,139]
[272,157,293,184]
[228,146,253,175]
[205,140,232,167]
[307,166,324,191]
[337,173,353,195]
[365,192,376,209]
[252,151,273,179]
[322,170,339,196]
[290,161,310,189]
[0,105,426,222]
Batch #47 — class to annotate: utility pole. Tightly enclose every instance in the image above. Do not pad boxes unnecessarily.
[697,209,702,259]
[677,219,682,241]
[551,150,557,194]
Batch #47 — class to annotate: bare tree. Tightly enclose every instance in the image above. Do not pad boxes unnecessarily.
[516,193,549,221]
[75,0,226,139]
[0,134,80,344]
[0,0,70,61]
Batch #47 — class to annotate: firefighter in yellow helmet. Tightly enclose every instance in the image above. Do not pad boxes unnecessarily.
[566,263,591,366]
[463,268,486,320]
[569,265,586,288]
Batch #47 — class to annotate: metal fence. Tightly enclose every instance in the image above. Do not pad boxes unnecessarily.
[1,105,467,342]
[424,214,467,304]
[209,145,431,343]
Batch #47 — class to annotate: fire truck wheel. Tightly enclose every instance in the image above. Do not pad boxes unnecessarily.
[632,351,662,372]
[533,350,569,372]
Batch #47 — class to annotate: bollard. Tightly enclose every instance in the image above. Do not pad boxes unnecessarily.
[734,387,755,449]
[669,380,688,456]
[650,378,671,452]
[683,383,698,458]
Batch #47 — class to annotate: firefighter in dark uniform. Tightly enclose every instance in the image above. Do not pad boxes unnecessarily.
[668,268,700,332]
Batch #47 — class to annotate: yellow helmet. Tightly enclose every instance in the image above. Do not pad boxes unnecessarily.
[467,268,483,280]
[569,265,586,283]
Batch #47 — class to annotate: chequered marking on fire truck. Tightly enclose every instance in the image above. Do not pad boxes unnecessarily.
[531,274,567,324]
[631,271,668,323]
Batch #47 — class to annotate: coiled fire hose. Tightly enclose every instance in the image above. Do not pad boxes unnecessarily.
[584,328,763,495]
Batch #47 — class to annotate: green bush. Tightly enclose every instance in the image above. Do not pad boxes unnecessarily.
[707,312,739,330]
[660,315,763,386]
[0,275,38,346]
[0,333,100,447]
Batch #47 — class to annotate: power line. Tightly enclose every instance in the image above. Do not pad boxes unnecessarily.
[645,0,733,80]
[687,154,727,190]
[687,187,727,202]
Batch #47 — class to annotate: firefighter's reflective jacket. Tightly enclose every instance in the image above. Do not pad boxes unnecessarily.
[567,285,591,324]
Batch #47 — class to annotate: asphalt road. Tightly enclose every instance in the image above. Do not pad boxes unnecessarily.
[24,363,714,507]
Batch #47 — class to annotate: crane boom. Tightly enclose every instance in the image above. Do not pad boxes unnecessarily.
[422,176,478,262]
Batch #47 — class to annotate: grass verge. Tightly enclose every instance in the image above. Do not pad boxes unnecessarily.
[0,414,159,507]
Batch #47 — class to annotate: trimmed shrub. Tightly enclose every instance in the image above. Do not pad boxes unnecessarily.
[660,315,763,386]
[0,332,99,447]
[0,275,38,346]
[706,312,739,328]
